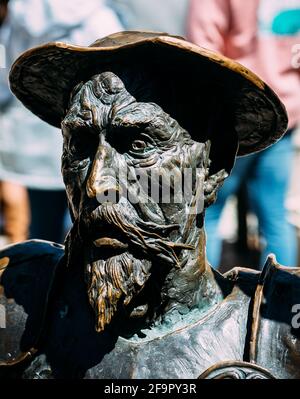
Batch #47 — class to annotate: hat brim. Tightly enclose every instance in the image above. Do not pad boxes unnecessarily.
[9,31,288,170]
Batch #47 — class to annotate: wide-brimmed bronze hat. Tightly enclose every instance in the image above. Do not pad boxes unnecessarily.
[9,31,288,170]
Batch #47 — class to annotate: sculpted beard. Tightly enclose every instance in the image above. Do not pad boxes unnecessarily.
[86,250,150,333]
[75,200,191,333]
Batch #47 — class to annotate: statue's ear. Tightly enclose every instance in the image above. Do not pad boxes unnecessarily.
[198,140,229,209]
[204,169,228,208]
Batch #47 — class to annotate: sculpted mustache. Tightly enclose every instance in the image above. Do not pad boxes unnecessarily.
[83,203,194,267]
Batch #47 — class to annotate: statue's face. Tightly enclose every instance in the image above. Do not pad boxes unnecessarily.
[61,72,210,332]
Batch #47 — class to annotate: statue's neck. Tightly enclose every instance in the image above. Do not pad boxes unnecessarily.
[158,229,227,322]
[125,228,231,334]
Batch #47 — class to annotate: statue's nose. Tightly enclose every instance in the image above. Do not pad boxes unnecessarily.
[86,145,121,204]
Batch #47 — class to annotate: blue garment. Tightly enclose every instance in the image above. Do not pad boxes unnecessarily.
[205,132,297,268]
[258,0,300,36]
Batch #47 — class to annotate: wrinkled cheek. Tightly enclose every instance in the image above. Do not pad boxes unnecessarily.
[148,167,188,219]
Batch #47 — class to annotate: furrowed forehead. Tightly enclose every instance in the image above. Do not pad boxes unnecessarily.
[69,72,125,103]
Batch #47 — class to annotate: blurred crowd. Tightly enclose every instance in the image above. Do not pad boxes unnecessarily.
[0,0,299,270]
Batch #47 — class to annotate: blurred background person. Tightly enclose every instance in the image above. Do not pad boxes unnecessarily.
[188,0,300,269]
[110,0,189,36]
[0,0,30,245]
[0,0,123,244]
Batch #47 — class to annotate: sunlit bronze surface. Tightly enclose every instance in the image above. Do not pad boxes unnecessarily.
[1,32,299,379]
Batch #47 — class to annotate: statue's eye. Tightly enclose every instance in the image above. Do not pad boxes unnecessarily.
[69,130,98,160]
[132,140,147,151]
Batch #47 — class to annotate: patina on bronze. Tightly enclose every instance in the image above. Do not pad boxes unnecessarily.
[0,32,299,379]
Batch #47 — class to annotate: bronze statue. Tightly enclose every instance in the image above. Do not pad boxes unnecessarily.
[0,32,299,379]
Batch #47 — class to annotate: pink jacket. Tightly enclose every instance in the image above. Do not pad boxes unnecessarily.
[187,0,300,129]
